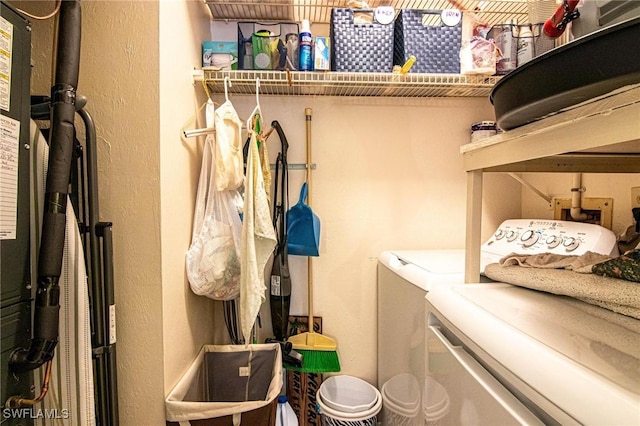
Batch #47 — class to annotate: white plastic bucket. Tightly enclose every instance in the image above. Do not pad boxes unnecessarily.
[317,376,382,426]
[423,377,450,425]
[381,374,421,426]
[319,375,378,413]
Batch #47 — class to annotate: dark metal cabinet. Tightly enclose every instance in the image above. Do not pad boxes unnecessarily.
[1,1,35,417]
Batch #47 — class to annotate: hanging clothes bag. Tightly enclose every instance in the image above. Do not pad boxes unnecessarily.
[286,182,320,256]
[186,100,243,300]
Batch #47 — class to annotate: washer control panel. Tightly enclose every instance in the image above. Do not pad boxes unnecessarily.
[480,219,618,264]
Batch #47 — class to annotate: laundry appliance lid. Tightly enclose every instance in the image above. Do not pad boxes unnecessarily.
[378,250,466,292]
[392,250,466,275]
[426,283,640,425]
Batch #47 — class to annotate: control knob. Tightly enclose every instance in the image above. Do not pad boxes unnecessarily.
[494,229,505,240]
[563,237,580,252]
[520,230,539,247]
[506,230,518,242]
[546,235,562,249]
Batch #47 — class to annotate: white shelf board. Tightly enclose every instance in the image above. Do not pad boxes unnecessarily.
[461,84,640,172]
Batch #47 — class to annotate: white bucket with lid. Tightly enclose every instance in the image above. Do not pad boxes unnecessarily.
[381,374,421,426]
[319,375,378,414]
[317,375,382,426]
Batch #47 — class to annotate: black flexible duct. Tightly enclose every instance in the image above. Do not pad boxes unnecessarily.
[10,0,82,373]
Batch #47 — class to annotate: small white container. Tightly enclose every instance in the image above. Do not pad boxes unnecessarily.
[316,384,382,426]
[319,375,378,414]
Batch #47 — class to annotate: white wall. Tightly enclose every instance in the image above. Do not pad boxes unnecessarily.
[158,0,217,397]
[73,1,166,422]
[216,95,521,383]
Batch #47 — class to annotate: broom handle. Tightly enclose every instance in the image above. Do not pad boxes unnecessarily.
[305,107,314,331]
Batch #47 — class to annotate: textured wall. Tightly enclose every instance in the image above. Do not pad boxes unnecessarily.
[158,0,218,396]
[78,1,164,422]
[75,2,164,422]
[213,95,521,383]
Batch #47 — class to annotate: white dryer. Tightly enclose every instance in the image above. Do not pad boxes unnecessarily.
[377,219,619,422]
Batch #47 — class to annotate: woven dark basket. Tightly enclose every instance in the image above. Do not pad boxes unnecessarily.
[394,10,462,74]
[330,8,395,73]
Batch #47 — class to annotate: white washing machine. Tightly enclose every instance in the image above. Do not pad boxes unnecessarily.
[425,283,640,424]
[377,219,619,423]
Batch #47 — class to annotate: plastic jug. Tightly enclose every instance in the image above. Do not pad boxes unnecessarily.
[276,395,298,426]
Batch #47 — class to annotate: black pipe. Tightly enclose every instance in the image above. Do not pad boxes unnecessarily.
[10,0,82,374]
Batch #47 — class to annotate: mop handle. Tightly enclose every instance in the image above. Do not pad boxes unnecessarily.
[305,107,314,331]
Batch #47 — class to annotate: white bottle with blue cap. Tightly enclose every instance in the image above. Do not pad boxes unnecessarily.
[277,395,298,426]
[298,19,313,71]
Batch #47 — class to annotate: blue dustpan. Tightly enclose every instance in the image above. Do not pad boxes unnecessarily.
[286,183,320,256]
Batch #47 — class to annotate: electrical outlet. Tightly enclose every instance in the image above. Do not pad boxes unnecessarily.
[632,186,640,209]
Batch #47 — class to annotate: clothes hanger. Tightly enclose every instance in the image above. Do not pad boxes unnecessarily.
[181,97,218,139]
[183,78,243,139]
[246,78,261,134]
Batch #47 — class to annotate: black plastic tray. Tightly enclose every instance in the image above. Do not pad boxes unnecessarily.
[490,17,640,130]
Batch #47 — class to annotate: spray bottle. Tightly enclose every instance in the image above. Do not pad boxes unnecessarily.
[298,19,313,71]
[516,24,534,67]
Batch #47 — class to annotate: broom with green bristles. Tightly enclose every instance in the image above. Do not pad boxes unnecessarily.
[286,108,340,373]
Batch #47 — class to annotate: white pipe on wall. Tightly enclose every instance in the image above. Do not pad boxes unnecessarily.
[571,173,588,221]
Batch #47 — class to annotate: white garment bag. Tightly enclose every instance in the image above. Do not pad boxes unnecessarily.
[186,100,244,300]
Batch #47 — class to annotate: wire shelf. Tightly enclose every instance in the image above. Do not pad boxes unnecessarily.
[205,0,534,27]
[199,69,500,98]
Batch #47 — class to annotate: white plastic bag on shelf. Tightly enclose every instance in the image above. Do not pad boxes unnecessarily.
[186,100,243,300]
[460,36,497,75]
[460,12,496,75]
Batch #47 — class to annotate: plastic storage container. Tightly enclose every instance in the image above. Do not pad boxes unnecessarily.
[394,9,463,74]
[381,374,421,426]
[330,7,395,72]
[317,375,382,426]
[237,21,300,70]
[319,375,378,413]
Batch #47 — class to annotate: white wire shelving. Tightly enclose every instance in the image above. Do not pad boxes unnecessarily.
[198,69,501,97]
[205,0,533,28]
[200,0,551,98]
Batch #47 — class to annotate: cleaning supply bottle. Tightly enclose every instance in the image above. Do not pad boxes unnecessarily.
[276,395,298,426]
[516,24,534,67]
[298,19,313,71]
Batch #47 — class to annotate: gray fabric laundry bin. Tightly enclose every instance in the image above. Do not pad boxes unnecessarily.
[166,344,282,426]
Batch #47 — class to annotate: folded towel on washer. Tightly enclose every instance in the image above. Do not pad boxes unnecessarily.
[498,251,611,273]
[484,263,640,319]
